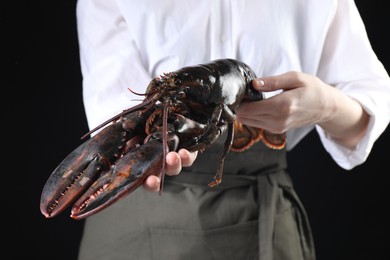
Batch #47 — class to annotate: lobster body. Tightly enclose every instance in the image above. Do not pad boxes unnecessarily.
[40,59,286,220]
[151,59,262,110]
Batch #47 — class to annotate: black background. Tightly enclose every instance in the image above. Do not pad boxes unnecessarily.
[9,0,389,259]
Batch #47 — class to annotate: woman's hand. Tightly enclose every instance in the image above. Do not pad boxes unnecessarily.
[143,149,198,192]
[236,71,369,149]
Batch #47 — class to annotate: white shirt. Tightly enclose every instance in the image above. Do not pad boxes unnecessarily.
[76,0,390,170]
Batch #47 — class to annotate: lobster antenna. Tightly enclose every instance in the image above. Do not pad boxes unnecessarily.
[127,86,160,97]
[80,98,154,140]
[158,105,169,195]
[127,87,147,96]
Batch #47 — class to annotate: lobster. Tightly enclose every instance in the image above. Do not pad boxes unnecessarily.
[40,59,286,220]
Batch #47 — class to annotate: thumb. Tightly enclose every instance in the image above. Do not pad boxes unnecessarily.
[252,77,281,92]
[252,72,301,92]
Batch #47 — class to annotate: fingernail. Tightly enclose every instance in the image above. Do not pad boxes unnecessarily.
[256,79,265,86]
[252,79,265,91]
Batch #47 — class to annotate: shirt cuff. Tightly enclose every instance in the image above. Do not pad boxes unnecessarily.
[315,92,386,170]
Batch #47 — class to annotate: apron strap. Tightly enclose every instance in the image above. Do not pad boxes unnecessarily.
[257,174,277,259]
[257,172,316,260]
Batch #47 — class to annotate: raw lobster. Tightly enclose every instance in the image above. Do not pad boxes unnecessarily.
[40,59,286,220]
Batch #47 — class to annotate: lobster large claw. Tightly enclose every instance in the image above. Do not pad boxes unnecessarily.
[40,109,152,218]
[70,134,179,220]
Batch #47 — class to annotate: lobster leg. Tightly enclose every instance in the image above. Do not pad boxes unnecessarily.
[208,122,234,187]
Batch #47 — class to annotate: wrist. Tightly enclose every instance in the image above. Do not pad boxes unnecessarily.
[318,88,370,149]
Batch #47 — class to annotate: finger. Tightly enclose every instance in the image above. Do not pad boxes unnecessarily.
[235,114,268,129]
[252,71,304,92]
[165,151,182,176]
[237,98,282,117]
[143,175,160,192]
[177,149,198,167]
[237,101,269,116]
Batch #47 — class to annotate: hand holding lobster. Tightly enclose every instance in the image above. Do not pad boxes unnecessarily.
[237,71,369,149]
[144,149,198,192]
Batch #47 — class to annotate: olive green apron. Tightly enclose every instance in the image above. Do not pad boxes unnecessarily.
[78,135,316,260]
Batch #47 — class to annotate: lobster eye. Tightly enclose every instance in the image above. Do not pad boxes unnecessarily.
[177,91,186,99]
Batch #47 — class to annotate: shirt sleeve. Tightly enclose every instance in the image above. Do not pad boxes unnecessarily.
[76,0,151,131]
[315,0,390,169]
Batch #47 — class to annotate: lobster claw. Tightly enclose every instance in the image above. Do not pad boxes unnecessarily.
[40,110,151,218]
[70,134,179,220]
